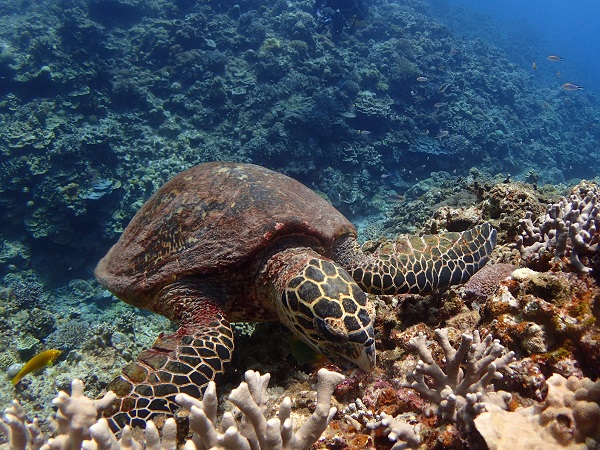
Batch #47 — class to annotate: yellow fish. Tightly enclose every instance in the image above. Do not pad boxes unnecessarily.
[11,349,62,385]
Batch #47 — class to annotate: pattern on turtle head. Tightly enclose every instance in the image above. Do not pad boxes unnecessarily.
[278,257,375,372]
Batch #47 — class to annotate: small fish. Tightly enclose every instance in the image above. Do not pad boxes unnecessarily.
[416,76,428,82]
[388,193,405,203]
[532,60,537,70]
[434,102,446,108]
[547,55,564,62]
[358,130,372,135]
[380,173,389,179]
[562,82,583,91]
[11,349,62,385]
[439,82,451,93]
[435,130,449,139]
[556,71,561,77]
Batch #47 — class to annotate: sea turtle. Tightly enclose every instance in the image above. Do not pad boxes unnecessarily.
[95,162,496,430]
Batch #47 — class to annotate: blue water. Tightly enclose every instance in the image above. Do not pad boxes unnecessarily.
[431,0,600,94]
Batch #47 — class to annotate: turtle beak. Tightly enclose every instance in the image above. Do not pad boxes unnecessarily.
[342,340,375,372]
[324,340,376,373]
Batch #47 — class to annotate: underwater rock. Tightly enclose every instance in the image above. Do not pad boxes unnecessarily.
[428,205,483,233]
[482,182,544,242]
[521,323,549,354]
[480,266,597,381]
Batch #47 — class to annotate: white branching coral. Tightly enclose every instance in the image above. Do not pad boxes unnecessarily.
[0,369,344,450]
[43,379,117,450]
[516,183,599,273]
[406,328,515,431]
[0,400,44,450]
[177,368,344,450]
[0,379,119,450]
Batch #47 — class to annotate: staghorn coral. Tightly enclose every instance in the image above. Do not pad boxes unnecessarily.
[406,328,515,432]
[0,369,344,450]
[474,373,600,449]
[515,183,599,273]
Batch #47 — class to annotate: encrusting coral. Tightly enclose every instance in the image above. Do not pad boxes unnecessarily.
[406,328,515,432]
[461,263,516,303]
[473,373,600,449]
[0,369,344,450]
[516,182,599,273]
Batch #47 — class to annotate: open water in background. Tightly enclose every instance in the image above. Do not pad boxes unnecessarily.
[430,0,600,95]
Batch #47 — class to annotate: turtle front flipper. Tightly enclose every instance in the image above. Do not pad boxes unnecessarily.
[335,223,497,295]
[103,314,233,431]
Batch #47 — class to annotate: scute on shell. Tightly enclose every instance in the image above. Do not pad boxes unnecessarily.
[95,162,355,307]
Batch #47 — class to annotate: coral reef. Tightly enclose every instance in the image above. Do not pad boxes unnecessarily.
[0,369,343,450]
[1,0,599,283]
[0,0,599,448]
[0,186,599,449]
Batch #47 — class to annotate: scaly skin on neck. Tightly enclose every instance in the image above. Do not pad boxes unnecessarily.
[332,224,497,295]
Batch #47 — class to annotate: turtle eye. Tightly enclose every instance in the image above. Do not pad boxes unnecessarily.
[313,317,349,343]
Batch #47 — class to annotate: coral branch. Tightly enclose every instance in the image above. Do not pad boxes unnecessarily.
[516,183,600,272]
[0,370,343,450]
[406,328,515,431]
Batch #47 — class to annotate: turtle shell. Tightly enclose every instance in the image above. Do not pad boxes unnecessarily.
[95,162,355,309]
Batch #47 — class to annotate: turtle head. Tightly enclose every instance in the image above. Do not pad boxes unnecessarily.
[275,255,376,372]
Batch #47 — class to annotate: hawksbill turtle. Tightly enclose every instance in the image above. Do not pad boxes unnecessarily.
[95,161,496,429]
